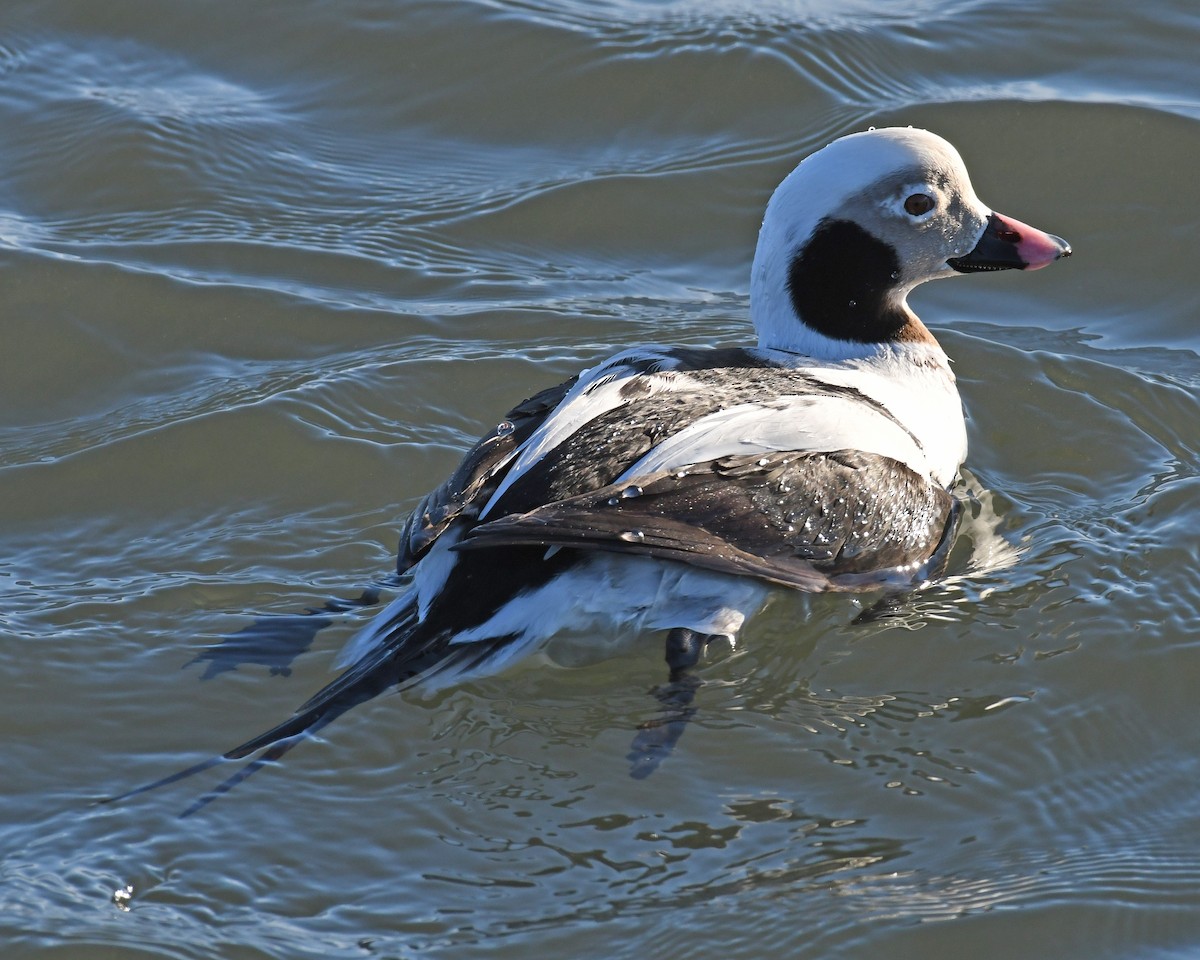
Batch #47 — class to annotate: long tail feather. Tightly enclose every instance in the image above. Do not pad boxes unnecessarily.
[102,594,436,812]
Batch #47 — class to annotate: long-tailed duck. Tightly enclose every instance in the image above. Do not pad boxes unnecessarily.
[117,126,1070,804]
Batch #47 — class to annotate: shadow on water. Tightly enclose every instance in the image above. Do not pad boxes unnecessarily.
[183,587,382,680]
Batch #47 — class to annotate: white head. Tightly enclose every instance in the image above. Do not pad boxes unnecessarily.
[749,127,1070,358]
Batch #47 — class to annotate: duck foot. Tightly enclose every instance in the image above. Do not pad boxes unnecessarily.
[627,628,714,779]
[851,591,913,624]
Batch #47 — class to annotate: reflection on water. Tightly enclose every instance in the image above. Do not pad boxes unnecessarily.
[1,0,1199,958]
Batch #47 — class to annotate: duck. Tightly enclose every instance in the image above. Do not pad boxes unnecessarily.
[117,126,1070,805]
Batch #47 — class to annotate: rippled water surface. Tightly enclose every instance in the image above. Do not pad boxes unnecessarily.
[2,1,1199,957]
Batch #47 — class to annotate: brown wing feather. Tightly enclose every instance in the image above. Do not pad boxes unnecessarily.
[455,450,957,592]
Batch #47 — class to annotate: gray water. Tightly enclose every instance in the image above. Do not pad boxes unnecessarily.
[2,1,1199,957]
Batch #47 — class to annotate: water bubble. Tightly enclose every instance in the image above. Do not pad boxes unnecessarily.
[848,300,857,308]
[112,885,134,912]
[620,530,646,543]
[621,484,643,499]
[495,420,515,436]
[606,497,620,506]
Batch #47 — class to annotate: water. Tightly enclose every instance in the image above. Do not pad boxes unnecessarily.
[1,0,1198,957]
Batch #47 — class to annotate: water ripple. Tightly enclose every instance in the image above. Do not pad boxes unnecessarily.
[0,1,1198,958]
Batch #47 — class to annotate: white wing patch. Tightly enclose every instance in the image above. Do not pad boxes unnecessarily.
[476,340,963,523]
[478,348,692,519]
[616,393,930,483]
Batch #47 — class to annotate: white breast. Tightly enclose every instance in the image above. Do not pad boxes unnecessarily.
[806,346,967,486]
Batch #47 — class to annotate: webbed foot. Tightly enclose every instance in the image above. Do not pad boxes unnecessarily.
[627,628,716,779]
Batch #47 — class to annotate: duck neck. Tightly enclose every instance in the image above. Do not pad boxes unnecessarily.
[750,218,938,359]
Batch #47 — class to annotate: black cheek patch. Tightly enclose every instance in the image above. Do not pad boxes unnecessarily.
[787,218,910,343]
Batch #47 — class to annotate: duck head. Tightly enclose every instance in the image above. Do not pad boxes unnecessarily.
[749,127,1070,358]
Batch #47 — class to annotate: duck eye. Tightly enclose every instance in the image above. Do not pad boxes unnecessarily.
[904,193,935,216]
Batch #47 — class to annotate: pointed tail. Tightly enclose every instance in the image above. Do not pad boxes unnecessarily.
[101,592,436,813]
